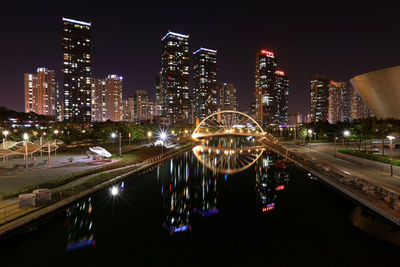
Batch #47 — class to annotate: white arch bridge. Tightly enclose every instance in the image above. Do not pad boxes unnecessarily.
[192,110,266,139]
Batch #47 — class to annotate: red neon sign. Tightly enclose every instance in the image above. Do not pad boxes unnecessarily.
[261,50,274,58]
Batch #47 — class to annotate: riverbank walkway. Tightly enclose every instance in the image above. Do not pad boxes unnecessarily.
[283,141,400,193]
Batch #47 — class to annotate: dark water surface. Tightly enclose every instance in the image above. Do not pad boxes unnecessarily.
[1,144,399,266]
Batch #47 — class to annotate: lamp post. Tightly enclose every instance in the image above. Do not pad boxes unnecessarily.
[53,130,59,156]
[147,131,152,144]
[334,134,337,157]
[23,133,29,168]
[160,131,167,157]
[344,130,350,149]
[3,130,9,167]
[308,129,312,151]
[387,136,395,176]
[111,132,121,158]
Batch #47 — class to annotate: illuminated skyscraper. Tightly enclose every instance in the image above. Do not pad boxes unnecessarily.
[328,81,347,124]
[310,74,330,122]
[155,72,162,102]
[24,68,56,116]
[105,75,123,122]
[62,17,92,122]
[274,70,289,123]
[161,31,190,124]
[255,50,277,125]
[255,50,289,125]
[91,78,106,122]
[219,83,237,111]
[193,48,218,119]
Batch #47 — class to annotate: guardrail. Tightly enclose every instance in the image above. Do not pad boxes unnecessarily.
[261,139,400,209]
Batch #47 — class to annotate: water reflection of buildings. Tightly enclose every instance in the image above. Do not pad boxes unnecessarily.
[255,153,289,212]
[65,198,95,251]
[160,153,192,234]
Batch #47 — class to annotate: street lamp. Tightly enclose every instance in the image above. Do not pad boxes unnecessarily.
[160,131,168,157]
[2,130,9,167]
[111,132,122,158]
[344,130,350,149]
[54,129,59,136]
[387,135,395,176]
[147,131,152,144]
[23,133,29,168]
[308,129,312,151]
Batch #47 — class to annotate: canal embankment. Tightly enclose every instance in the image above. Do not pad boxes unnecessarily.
[261,137,400,227]
[0,142,198,237]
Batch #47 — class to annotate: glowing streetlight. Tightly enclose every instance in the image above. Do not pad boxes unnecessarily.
[344,130,350,149]
[308,129,312,151]
[54,129,59,136]
[147,131,152,144]
[111,132,122,158]
[23,133,29,141]
[3,130,9,139]
[387,135,395,176]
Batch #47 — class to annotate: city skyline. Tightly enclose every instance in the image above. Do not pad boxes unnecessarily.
[1,1,400,115]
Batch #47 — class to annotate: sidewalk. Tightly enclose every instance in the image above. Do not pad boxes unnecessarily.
[283,141,400,193]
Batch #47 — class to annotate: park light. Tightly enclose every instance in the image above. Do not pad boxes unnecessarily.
[147,131,152,138]
[110,186,119,196]
[81,130,86,133]
[43,132,47,136]
[54,129,59,135]
[308,129,312,135]
[3,130,9,137]
[23,133,29,141]
[171,130,175,135]
[343,130,350,136]
[111,132,117,139]
[184,129,188,134]
[387,136,396,176]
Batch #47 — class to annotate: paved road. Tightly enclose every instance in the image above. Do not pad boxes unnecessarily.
[283,142,400,193]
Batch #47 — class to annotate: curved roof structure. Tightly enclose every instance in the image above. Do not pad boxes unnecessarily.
[350,66,400,119]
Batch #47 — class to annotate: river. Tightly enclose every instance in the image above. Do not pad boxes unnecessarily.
[0,137,399,266]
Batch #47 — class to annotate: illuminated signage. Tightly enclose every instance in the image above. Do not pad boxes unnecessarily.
[262,203,275,212]
[193,48,217,54]
[62,17,92,27]
[161,31,189,41]
[261,50,274,58]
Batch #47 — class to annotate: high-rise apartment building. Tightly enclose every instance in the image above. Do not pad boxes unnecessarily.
[193,48,218,119]
[351,86,374,120]
[24,73,37,114]
[161,31,190,124]
[62,17,92,122]
[255,50,277,125]
[274,70,289,123]
[328,81,347,124]
[91,78,106,122]
[155,72,162,102]
[24,68,56,117]
[310,74,330,122]
[105,75,123,122]
[219,83,237,111]
[133,90,153,122]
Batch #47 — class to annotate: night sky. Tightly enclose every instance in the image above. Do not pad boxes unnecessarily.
[1,0,400,115]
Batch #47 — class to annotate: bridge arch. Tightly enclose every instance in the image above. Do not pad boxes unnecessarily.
[192,110,264,139]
